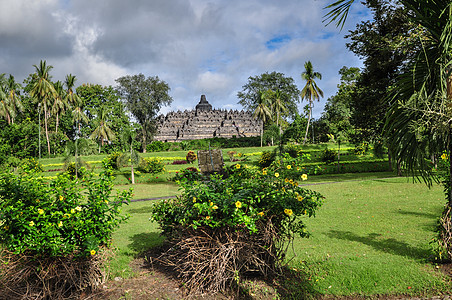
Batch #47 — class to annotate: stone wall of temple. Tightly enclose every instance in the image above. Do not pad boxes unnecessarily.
[154,95,262,142]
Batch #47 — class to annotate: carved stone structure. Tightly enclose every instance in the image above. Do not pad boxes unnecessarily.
[154,95,262,142]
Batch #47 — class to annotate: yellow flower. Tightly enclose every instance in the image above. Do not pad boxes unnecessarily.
[235,201,242,208]
[59,195,64,201]
[442,153,448,160]
[209,201,214,206]
[70,209,75,214]
[206,216,211,220]
[301,174,308,181]
[29,221,35,227]
[285,178,290,183]
[284,209,293,217]
[262,170,267,175]
[104,200,109,204]
[287,165,292,170]
[294,182,299,187]
[212,205,218,210]
[297,195,304,202]
[193,197,196,203]
[236,164,241,169]
[258,211,264,217]
[90,250,96,256]
[75,206,82,212]
[297,167,300,171]
[58,221,63,227]
[275,172,279,178]
[38,209,44,215]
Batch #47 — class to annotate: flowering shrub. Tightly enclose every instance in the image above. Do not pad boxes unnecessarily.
[152,164,323,236]
[102,151,122,170]
[186,150,197,164]
[258,150,276,168]
[19,158,44,174]
[150,162,323,293]
[137,157,165,174]
[0,169,131,258]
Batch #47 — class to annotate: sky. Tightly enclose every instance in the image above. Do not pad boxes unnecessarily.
[0,0,370,119]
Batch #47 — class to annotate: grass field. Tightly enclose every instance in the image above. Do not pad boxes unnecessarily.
[108,173,451,298]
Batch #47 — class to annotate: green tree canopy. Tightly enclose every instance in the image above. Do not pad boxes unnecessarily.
[115,74,172,153]
[237,71,300,121]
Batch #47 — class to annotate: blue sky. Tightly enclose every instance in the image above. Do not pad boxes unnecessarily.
[0,0,371,119]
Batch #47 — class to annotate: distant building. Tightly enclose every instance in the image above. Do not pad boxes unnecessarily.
[154,95,261,142]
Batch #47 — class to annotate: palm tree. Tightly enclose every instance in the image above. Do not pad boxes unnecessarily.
[5,75,23,124]
[269,89,287,135]
[52,81,67,134]
[0,74,10,124]
[30,60,57,157]
[65,74,87,134]
[90,105,115,153]
[253,90,272,147]
[301,61,323,144]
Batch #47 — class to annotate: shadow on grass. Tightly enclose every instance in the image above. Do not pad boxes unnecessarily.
[397,209,439,220]
[127,206,155,214]
[128,232,164,255]
[326,230,431,260]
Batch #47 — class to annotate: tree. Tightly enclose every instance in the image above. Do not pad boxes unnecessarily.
[327,0,452,258]
[115,74,172,153]
[65,75,87,137]
[301,61,323,144]
[30,60,57,157]
[117,129,140,184]
[237,71,301,120]
[51,81,67,134]
[321,66,360,141]
[76,84,131,152]
[252,90,272,147]
[266,89,288,135]
[90,105,115,153]
[5,75,23,125]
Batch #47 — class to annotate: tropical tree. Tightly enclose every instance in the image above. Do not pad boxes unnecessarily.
[30,60,57,157]
[117,129,140,184]
[238,72,300,120]
[115,74,172,153]
[267,89,288,135]
[327,0,452,258]
[0,74,10,124]
[253,90,272,147]
[90,105,115,153]
[5,75,23,125]
[51,81,67,134]
[301,61,323,144]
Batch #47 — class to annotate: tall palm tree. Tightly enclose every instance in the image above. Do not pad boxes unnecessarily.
[52,81,67,134]
[253,90,272,147]
[269,89,287,135]
[301,61,323,144]
[30,60,57,157]
[65,74,88,135]
[90,105,115,153]
[5,75,23,124]
[0,74,10,124]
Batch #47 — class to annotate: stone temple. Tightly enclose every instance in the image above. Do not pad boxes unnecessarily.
[154,95,262,142]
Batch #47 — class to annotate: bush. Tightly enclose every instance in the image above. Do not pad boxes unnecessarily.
[146,141,170,152]
[320,148,337,164]
[20,158,44,174]
[284,143,302,158]
[186,150,197,164]
[258,150,276,168]
[137,157,165,174]
[151,164,324,294]
[0,169,131,298]
[171,160,188,165]
[102,151,122,170]
[171,167,204,182]
[63,162,88,179]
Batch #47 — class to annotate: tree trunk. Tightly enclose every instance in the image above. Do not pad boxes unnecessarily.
[260,123,263,147]
[44,105,51,157]
[303,101,312,145]
[55,113,59,134]
[142,127,147,153]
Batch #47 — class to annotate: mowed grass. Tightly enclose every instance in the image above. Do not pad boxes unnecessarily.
[108,174,451,297]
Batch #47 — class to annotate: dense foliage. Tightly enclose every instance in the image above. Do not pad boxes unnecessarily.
[0,169,131,258]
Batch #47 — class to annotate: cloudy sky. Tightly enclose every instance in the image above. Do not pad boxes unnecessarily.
[0,0,370,118]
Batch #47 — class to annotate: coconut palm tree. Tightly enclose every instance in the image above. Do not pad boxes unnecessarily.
[269,89,287,135]
[90,105,115,153]
[253,90,272,147]
[5,75,23,124]
[301,61,323,144]
[0,74,10,124]
[65,74,87,134]
[30,60,57,157]
[52,81,67,133]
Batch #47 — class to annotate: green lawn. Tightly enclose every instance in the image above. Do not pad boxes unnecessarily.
[108,173,451,298]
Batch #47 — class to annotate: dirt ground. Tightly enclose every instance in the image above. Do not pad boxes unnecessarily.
[90,251,452,300]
